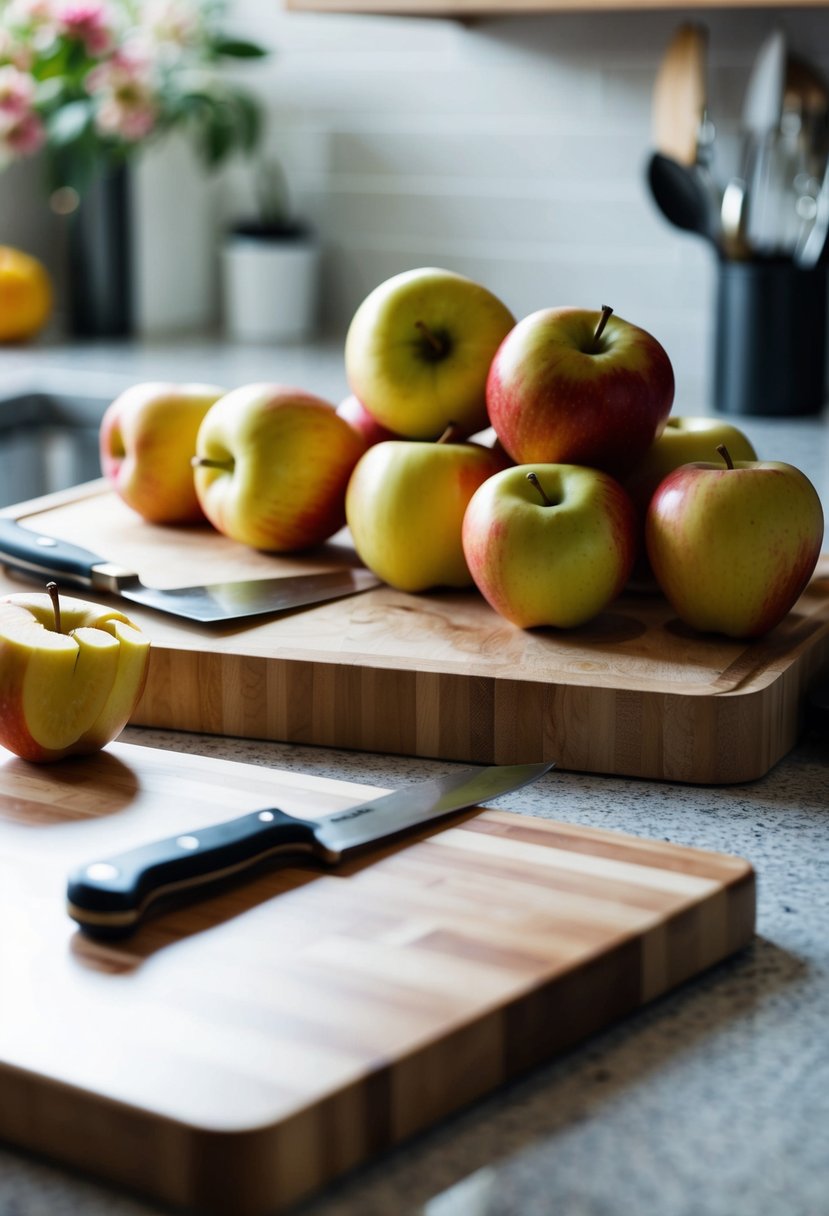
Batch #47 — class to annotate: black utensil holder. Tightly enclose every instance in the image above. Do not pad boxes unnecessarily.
[713,257,828,417]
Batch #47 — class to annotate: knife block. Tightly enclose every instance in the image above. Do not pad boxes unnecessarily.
[713,256,828,417]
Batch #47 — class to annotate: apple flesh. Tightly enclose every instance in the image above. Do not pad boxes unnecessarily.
[99,381,226,524]
[345,434,505,591]
[646,449,824,638]
[462,463,638,629]
[345,266,516,440]
[0,592,150,762]
[487,305,675,478]
[193,383,367,552]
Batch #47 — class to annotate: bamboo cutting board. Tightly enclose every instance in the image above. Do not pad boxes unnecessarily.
[0,741,754,1215]
[1,482,828,784]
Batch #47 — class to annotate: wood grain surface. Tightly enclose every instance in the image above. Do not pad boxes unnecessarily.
[0,741,755,1215]
[1,482,828,784]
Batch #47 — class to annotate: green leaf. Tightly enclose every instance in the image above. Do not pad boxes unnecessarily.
[47,100,93,147]
[210,37,268,59]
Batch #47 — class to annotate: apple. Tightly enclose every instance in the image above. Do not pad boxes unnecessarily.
[345,428,506,592]
[623,416,759,591]
[192,383,366,552]
[462,463,638,629]
[344,266,516,440]
[486,305,675,478]
[99,381,226,524]
[646,445,824,638]
[624,417,758,517]
[0,584,150,763]
[336,393,400,448]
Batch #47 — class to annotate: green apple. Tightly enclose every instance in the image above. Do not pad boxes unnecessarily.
[344,267,515,440]
[99,381,226,524]
[0,586,150,763]
[646,446,824,637]
[193,383,366,552]
[462,463,638,628]
[345,430,506,591]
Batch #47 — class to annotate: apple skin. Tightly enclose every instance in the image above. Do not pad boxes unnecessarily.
[99,381,226,524]
[344,266,516,440]
[462,463,638,629]
[345,438,505,592]
[646,457,824,638]
[0,593,150,763]
[193,383,367,552]
[336,394,400,448]
[486,306,675,478]
[624,417,758,517]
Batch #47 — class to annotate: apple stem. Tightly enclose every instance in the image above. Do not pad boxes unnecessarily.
[437,422,461,444]
[191,456,233,471]
[414,320,445,355]
[717,443,735,469]
[592,305,614,350]
[526,471,554,507]
[47,581,62,634]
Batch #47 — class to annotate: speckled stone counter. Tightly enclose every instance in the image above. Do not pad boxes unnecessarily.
[0,339,828,1216]
[0,724,827,1216]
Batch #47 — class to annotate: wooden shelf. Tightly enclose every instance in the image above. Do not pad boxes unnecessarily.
[285,0,829,12]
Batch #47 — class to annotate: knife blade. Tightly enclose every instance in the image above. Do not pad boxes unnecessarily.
[67,760,555,935]
[0,518,380,623]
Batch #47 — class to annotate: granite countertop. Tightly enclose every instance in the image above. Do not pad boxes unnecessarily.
[0,337,828,1216]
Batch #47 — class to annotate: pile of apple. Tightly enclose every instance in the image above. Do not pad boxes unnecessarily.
[98,266,825,642]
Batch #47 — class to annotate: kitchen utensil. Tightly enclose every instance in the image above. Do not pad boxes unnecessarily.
[647,151,718,241]
[3,486,828,784]
[68,759,555,934]
[720,176,751,258]
[0,740,756,1216]
[651,23,709,167]
[795,155,829,266]
[740,29,787,252]
[0,517,380,623]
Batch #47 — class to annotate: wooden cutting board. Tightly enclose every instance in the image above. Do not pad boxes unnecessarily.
[0,741,754,1215]
[1,482,828,784]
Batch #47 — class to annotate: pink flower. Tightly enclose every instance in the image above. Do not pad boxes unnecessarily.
[86,50,158,143]
[54,1,114,57]
[0,64,36,115]
[0,108,46,155]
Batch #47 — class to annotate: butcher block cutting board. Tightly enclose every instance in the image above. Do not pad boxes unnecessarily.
[2,482,828,784]
[0,741,754,1215]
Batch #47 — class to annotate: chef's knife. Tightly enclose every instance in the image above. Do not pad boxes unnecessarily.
[67,760,554,935]
[0,518,379,623]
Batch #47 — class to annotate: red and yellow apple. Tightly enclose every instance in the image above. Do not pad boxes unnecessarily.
[192,383,366,551]
[0,587,150,763]
[99,381,225,524]
[462,463,638,629]
[345,431,505,591]
[345,267,516,440]
[646,446,824,637]
[336,393,400,448]
[486,305,675,478]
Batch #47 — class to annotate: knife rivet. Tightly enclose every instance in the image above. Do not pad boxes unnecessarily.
[176,835,200,850]
[258,811,275,822]
[86,862,119,881]
[36,536,58,547]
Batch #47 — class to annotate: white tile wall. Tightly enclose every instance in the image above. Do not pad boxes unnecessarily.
[3,3,829,415]
[211,4,829,412]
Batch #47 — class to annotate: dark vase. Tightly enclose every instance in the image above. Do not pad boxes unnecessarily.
[67,163,132,338]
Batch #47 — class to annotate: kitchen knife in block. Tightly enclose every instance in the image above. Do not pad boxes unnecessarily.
[0,517,380,623]
[67,760,555,934]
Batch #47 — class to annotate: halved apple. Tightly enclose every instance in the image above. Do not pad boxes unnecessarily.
[0,591,151,762]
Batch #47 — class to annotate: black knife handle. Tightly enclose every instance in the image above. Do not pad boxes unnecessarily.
[67,808,325,937]
[0,518,103,586]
